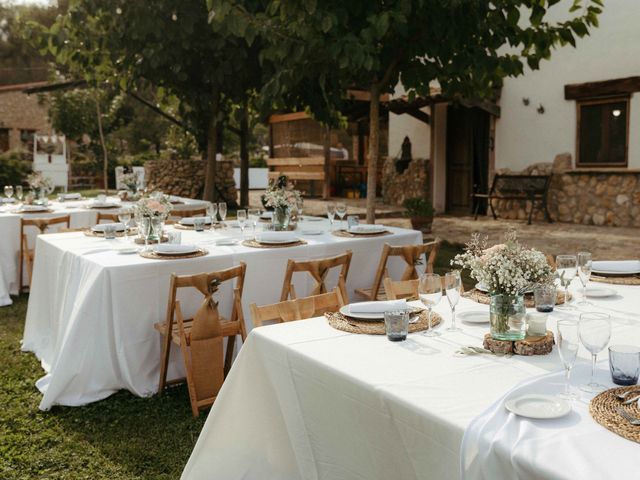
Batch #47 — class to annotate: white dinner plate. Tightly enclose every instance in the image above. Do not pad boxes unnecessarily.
[585,287,617,298]
[458,311,490,324]
[92,223,126,233]
[300,229,324,236]
[591,260,640,276]
[259,212,273,220]
[19,205,48,212]
[303,216,324,222]
[475,282,532,294]
[90,202,120,209]
[505,394,571,419]
[339,304,422,321]
[349,225,387,235]
[153,244,200,256]
[115,247,139,255]
[216,239,237,246]
[179,216,212,226]
[1,198,16,203]
[258,238,299,245]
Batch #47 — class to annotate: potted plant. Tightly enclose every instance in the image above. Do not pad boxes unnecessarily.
[403,197,434,233]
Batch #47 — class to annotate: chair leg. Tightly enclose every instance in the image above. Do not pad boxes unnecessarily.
[224,336,235,376]
[158,325,173,392]
[489,198,498,220]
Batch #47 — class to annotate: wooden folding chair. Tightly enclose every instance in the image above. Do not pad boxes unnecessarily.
[383,278,420,301]
[354,240,440,301]
[154,263,247,416]
[19,215,71,292]
[170,207,207,219]
[251,288,345,327]
[96,212,119,223]
[280,250,352,302]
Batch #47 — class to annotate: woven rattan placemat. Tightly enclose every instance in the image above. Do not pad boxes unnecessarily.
[326,310,442,335]
[138,248,208,260]
[242,239,307,249]
[590,386,640,443]
[134,236,168,245]
[332,229,392,239]
[83,229,134,238]
[591,275,640,286]
[464,289,571,308]
[173,223,214,231]
[15,209,54,214]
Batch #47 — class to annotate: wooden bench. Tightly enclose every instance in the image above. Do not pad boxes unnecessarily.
[267,156,328,198]
[473,174,553,225]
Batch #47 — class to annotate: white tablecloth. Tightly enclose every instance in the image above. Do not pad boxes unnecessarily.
[22,222,422,409]
[0,196,209,306]
[182,283,640,480]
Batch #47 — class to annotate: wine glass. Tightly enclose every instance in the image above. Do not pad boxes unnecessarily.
[218,202,227,227]
[326,202,336,229]
[118,208,133,242]
[418,273,442,337]
[248,208,260,239]
[4,185,14,201]
[557,320,579,399]
[579,312,611,393]
[15,185,23,204]
[296,198,304,221]
[237,209,247,236]
[444,271,462,332]
[336,202,347,229]
[556,254,577,310]
[577,252,592,306]
[208,203,218,229]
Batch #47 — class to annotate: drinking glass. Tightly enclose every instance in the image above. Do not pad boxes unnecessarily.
[168,231,182,245]
[444,271,462,332]
[556,254,577,310]
[418,273,442,337]
[534,283,556,312]
[237,209,247,236]
[248,208,260,239]
[15,185,23,203]
[4,185,14,200]
[384,310,410,342]
[103,223,117,240]
[336,202,347,229]
[326,202,336,229]
[193,217,206,232]
[218,202,227,227]
[118,208,132,242]
[208,203,218,228]
[577,252,592,306]
[609,345,640,386]
[296,198,304,221]
[579,312,611,393]
[557,320,579,399]
[96,194,106,204]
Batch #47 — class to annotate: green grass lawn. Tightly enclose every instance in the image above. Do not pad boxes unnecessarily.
[0,241,465,479]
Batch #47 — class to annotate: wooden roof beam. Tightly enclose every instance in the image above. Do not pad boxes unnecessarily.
[565,76,640,100]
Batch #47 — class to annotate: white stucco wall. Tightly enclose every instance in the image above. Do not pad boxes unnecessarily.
[389,83,431,159]
[496,0,640,171]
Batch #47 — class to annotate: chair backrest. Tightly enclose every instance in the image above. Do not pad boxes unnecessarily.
[171,207,207,219]
[280,250,352,302]
[20,215,71,241]
[369,240,440,299]
[96,212,119,223]
[251,287,345,327]
[384,278,420,300]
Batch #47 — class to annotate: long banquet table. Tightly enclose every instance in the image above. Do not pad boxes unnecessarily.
[182,282,640,480]
[22,220,422,410]
[0,196,209,306]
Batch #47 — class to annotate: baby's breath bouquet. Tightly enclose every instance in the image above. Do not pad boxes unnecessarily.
[135,194,172,219]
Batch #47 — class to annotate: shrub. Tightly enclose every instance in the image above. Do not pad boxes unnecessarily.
[0,150,32,187]
[403,197,434,217]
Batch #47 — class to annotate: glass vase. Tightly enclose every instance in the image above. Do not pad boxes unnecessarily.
[141,216,163,243]
[271,206,290,231]
[490,294,526,341]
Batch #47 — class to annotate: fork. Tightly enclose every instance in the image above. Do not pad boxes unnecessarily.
[617,407,640,425]
[615,389,640,401]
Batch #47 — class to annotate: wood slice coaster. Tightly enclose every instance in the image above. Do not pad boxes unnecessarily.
[590,386,640,444]
[138,248,208,260]
[15,209,54,214]
[591,275,640,286]
[83,229,136,238]
[483,331,554,356]
[325,310,442,335]
[332,229,392,239]
[134,236,168,245]
[464,289,571,308]
[241,239,307,249]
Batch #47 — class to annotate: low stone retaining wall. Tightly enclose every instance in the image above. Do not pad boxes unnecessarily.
[382,156,429,207]
[145,159,237,205]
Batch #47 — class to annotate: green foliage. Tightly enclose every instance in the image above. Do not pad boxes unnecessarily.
[403,197,434,217]
[0,151,32,187]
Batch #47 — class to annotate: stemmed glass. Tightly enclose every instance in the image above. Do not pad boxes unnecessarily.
[557,320,579,399]
[418,273,442,337]
[208,203,218,229]
[556,254,577,310]
[4,185,14,201]
[218,202,227,227]
[336,202,347,230]
[444,271,462,332]
[15,185,23,204]
[237,209,247,236]
[118,208,133,242]
[296,198,304,221]
[248,208,260,239]
[326,202,336,230]
[577,252,592,306]
[579,312,611,393]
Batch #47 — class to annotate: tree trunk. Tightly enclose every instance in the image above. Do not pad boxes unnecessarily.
[203,91,220,202]
[366,82,380,223]
[94,94,109,194]
[239,100,249,208]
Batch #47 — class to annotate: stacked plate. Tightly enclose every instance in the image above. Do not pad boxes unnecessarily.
[339,300,422,321]
[19,205,49,212]
[90,202,120,209]
[255,231,300,245]
[348,224,388,235]
[592,260,640,277]
[153,244,201,256]
[179,216,212,226]
[59,193,82,201]
[91,223,126,233]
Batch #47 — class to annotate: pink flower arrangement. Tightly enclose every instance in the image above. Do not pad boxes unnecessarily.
[135,195,172,219]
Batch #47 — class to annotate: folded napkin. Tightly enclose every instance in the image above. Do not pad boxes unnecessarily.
[1,197,16,203]
[154,244,199,254]
[92,222,126,232]
[180,216,212,225]
[255,231,297,243]
[349,224,385,233]
[349,300,408,313]
[592,260,640,274]
[61,193,81,200]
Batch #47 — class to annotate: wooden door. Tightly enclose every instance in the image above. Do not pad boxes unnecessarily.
[0,129,9,153]
[445,106,489,214]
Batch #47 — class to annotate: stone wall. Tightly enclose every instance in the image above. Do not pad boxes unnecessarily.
[145,159,237,205]
[490,153,640,227]
[382,156,429,206]
[0,87,52,151]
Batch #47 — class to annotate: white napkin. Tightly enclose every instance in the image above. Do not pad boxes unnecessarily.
[255,231,297,243]
[154,244,199,254]
[592,260,640,273]
[349,224,386,233]
[61,193,81,200]
[1,198,16,203]
[92,223,125,232]
[179,216,212,225]
[349,300,408,313]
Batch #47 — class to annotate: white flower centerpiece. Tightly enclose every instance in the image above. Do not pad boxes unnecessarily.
[263,175,302,230]
[26,172,54,203]
[452,231,552,340]
[135,194,172,243]
[119,171,140,200]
